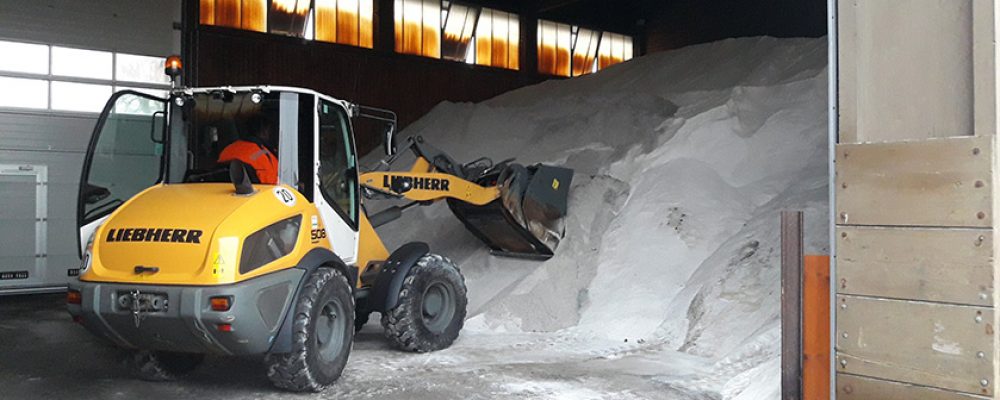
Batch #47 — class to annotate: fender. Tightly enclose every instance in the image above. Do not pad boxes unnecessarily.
[369,242,430,312]
[268,247,357,354]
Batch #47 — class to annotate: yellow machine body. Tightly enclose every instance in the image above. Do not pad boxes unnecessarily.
[81,183,341,286]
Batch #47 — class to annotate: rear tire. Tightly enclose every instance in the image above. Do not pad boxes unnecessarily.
[265,267,355,392]
[128,350,204,381]
[381,254,467,352]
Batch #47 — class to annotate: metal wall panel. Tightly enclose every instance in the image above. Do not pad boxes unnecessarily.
[0,148,87,290]
[0,0,180,55]
[0,1,178,291]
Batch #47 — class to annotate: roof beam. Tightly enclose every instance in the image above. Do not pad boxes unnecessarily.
[534,0,586,13]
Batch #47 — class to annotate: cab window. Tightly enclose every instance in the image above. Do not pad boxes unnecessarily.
[317,100,358,227]
[167,91,281,185]
[80,92,165,225]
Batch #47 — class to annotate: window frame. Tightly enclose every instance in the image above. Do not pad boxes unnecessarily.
[315,98,360,231]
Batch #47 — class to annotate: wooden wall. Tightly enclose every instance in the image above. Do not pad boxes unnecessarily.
[835,0,999,398]
[193,26,545,154]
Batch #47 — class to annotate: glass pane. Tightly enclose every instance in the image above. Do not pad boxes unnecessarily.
[81,93,166,224]
[0,40,48,74]
[52,82,113,113]
[421,0,440,57]
[475,9,492,65]
[243,0,267,32]
[401,0,423,55]
[0,77,48,109]
[200,0,216,25]
[624,36,634,61]
[359,0,374,48]
[508,14,519,69]
[572,28,600,77]
[304,8,315,40]
[51,47,113,80]
[394,0,403,52]
[597,33,632,71]
[537,20,570,76]
[313,0,372,47]
[338,0,359,45]
[442,4,475,61]
[318,101,357,225]
[396,0,440,58]
[219,0,242,28]
[315,0,337,42]
[170,92,282,185]
[115,54,170,84]
[490,10,508,67]
[271,0,311,37]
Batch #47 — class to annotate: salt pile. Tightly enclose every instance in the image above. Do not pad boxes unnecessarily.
[366,36,828,399]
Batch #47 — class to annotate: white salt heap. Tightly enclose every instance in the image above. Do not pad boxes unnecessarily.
[363,36,828,399]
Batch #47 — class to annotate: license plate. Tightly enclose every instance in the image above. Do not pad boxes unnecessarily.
[117,290,168,312]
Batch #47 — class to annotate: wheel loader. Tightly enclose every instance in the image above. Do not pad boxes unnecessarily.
[66,57,572,392]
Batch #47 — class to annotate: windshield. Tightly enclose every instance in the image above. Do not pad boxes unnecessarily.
[166,90,313,192]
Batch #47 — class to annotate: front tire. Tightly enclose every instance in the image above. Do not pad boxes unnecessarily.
[381,254,467,352]
[128,350,204,381]
[265,267,355,392]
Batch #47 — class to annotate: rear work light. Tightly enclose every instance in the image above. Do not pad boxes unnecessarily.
[67,289,82,305]
[209,296,232,312]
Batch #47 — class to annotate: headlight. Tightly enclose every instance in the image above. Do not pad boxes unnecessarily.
[239,215,302,275]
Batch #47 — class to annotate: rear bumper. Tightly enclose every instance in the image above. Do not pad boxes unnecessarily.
[67,268,304,355]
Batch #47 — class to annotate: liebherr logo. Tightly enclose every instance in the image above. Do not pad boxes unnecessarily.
[105,228,203,244]
[382,175,451,192]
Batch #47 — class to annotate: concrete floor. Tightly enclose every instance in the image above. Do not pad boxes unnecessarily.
[0,294,718,399]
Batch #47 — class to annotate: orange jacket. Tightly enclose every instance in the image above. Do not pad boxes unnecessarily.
[218,140,278,184]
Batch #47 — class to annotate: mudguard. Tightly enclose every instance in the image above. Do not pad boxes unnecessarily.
[369,242,430,312]
[268,247,357,354]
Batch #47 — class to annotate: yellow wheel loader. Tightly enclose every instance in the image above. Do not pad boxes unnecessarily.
[66,59,571,392]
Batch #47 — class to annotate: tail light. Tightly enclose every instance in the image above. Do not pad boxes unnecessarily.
[210,296,232,311]
[67,289,82,305]
[216,323,233,332]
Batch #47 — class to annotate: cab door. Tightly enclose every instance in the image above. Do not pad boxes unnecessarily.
[77,91,167,256]
[313,99,360,264]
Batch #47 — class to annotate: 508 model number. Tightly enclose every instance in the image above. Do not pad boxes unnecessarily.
[310,229,327,241]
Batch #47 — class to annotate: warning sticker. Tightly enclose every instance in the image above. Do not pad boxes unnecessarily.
[273,187,296,207]
[211,237,239,279]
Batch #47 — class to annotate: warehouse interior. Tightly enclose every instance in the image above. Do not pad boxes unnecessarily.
[0,0,833,399]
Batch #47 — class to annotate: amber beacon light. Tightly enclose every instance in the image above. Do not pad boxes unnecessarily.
[165,55,183,87]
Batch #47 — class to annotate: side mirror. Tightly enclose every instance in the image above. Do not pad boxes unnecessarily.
[383,123,397,156]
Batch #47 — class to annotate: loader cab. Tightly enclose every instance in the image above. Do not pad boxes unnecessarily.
[77,87,362,263]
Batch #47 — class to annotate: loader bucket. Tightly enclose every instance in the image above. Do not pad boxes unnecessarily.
[447,164,573,260]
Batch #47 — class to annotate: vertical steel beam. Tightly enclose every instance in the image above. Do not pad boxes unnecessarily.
[782,210,804,400]
[827,0,839,398]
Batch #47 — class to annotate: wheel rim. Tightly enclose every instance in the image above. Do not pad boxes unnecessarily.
[421,281,456,334]
[315,298,347,362]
